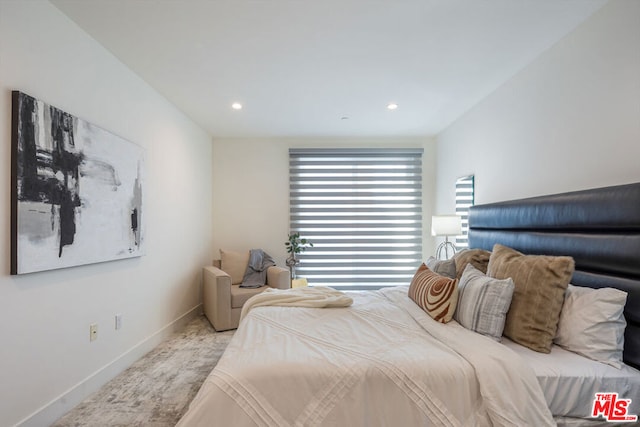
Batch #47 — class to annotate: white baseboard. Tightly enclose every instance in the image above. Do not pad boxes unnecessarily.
[16,304,203,427]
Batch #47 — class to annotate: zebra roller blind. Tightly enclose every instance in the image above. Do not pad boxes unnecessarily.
[289,148,423,289]
[455,175,475,250]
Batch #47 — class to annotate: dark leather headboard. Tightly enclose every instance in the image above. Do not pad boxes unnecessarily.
[468,182,640,369]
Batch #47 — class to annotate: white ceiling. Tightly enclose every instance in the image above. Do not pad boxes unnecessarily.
[51,0,607,138]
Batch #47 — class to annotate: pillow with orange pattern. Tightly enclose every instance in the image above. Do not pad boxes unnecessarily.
[408,263,459,323]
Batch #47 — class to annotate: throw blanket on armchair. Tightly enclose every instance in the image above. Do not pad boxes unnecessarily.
[240,286,353,322]
[240,249,276,288]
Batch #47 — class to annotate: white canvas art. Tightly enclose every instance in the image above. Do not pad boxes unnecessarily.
[11,91,145,275]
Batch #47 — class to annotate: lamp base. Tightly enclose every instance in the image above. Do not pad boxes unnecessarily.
[436,238,458,260]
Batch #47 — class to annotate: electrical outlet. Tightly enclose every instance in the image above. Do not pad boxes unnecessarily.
[115,314,122,330]
[89,323,98,342]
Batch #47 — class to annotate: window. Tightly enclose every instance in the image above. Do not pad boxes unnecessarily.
[289,148,423,289]
[455,175,475,250]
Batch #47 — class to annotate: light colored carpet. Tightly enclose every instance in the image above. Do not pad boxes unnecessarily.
[53,315,234,427]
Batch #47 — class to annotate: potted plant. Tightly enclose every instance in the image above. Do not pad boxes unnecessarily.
[285,232,313,280]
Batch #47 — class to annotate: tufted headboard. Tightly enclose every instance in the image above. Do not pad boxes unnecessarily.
[468,182,640,369]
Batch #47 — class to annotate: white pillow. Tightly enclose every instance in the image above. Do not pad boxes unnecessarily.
[454,264,514,341]
[554,284,627,369]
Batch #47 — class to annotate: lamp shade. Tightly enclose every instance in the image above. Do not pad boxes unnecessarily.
[431,215,462,236]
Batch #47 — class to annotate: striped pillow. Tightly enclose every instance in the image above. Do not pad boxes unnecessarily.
[454,264,515,341]
[408,264,458,323]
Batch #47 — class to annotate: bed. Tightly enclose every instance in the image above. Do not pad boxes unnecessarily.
[178,182,640,426]
[467,182,640,425]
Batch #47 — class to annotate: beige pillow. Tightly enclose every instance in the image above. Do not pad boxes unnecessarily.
[220,249,250,285]
[453,249,491,279]
[487,244,574,353]
[408,263,458,323]
[555,284,627,368]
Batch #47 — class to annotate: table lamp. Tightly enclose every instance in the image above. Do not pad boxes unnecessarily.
[431,215,462,259]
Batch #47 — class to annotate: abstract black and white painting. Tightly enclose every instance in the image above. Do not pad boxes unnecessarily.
[11,91,145,275]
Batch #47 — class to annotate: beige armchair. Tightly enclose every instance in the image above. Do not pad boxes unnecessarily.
[203,258,290,331]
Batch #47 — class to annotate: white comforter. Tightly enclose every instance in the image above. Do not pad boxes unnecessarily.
[178,286,554,427]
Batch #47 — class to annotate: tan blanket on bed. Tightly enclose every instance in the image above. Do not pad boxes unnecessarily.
[240,286,353,322]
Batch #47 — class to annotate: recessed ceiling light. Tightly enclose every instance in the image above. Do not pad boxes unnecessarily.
[231,102,243,110]
[387,103,398,110]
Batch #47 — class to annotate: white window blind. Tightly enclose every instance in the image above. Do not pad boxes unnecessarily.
[289,148,423,289]
[455,175,474,249]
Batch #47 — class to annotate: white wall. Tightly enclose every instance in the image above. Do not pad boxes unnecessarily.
[0,2,213,426]
[212,137,436,267]
[436,0,640,213]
